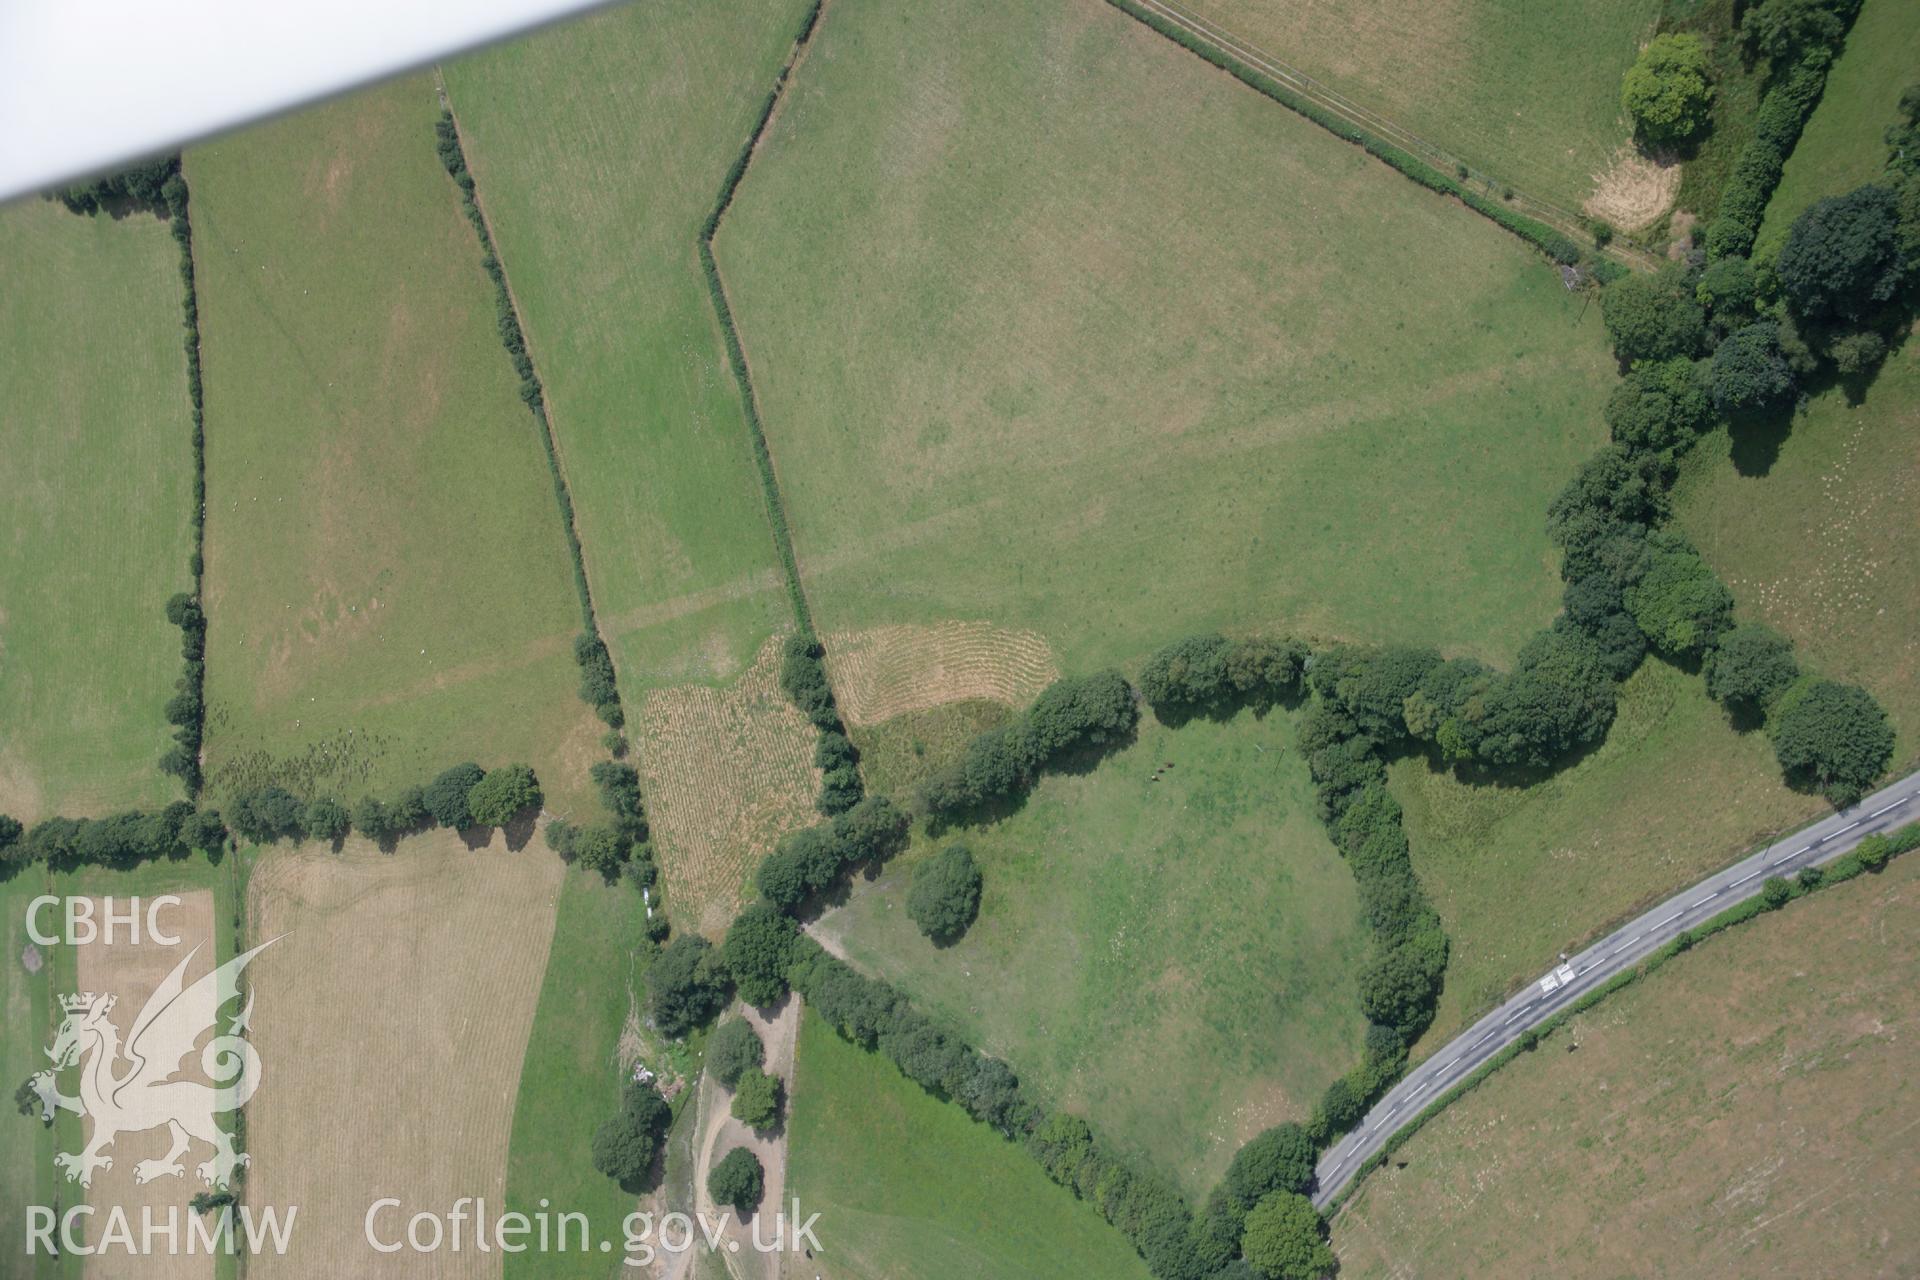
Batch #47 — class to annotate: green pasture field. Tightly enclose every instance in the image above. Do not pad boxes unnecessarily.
[719,0,1614,674]
[190,75,599,813]
[785,1010,1155,1280]
[818,705,1369,1197]
[1754,0,1919,256]
[1391,658,1823,1055]
[440,0,812,692]
[1677,343,1920,766]
[1174,0,1659,214]
[1333,845,1920,1277]
[0,198,193,822]
[500,868,650,1279]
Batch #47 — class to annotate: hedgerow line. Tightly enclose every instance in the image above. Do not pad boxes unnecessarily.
[696,0,867,818]
[1129,0,1660,272]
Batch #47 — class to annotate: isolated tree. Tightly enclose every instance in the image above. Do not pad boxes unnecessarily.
[303,798,349,844]
[1777,184,1908,327]
[730,1069,781,1131]
[424,762,485,828]
[707,1147,765,1213]
[1704,623,1800,710]
[906,844,983,942]
[466,763,542,827]
[706,1019,765,1088]
[591,1080,670,1189]
[1240,1191,1336,1280]
[1223,1123,1317,1208]
[1621,34,1713,146]
[1709,321,1796,415]
[1769,678,1895,806]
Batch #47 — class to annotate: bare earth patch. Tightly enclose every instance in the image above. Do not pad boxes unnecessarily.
[822,621,1058,726]
[72,891,217,1280]
[638,635,821,936]
[1586,145,1681,231]
[242,831,563,1278]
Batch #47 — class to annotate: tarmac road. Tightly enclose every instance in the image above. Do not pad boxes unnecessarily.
[1313,767,1920,1209]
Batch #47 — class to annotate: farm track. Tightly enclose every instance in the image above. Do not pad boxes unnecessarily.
[1126,0,1663,273]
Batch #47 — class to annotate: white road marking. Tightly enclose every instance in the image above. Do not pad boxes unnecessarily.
[1831,821,1861,836]
[1730,868,1763,888]
[1655,911,1683,927]
[1869,799,1906,817]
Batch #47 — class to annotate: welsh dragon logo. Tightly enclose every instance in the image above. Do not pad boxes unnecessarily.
[31,939,276,1190]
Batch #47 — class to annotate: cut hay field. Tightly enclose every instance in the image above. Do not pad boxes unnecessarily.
[1754,0,1920,256]
[0,197,193,822]
[190,75,599,814]
[785,1010,1155,1280]
[1170,0,1661,219]
[243,831,563,1278]
[720,0,1615,676]
[1392,659,1822,1056]
[440,0,813,692]
[635,634,819,935]
[1677,341,1920,767]
[1332,844,1920,1277]
[816,704,1369,1197]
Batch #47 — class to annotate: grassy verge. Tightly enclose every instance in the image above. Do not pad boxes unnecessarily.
[1329,835,1920,1273]
[1393,658,1823,1052]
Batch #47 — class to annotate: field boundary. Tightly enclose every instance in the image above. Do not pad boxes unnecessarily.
[697,0,826,639]
[1105,0,1655,275]
[1323,816,1920,1217]
[430,85,634,737]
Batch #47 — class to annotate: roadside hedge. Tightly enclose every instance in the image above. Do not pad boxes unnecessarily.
[1327,816,1920,1214]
